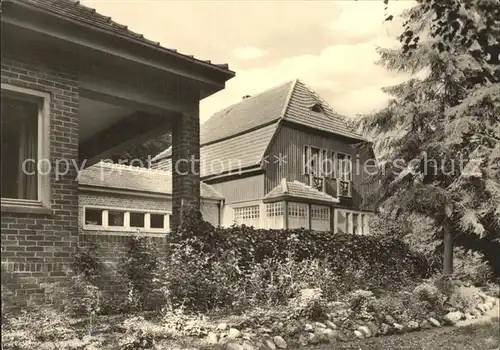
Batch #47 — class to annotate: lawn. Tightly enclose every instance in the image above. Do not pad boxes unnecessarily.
[306,317,500,350]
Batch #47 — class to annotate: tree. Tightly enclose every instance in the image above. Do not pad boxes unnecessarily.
[359,0,500,275]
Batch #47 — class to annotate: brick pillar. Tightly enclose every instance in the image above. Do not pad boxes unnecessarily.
[171,107,200,229]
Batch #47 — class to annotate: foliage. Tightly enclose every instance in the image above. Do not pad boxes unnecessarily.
[153,211,437,312]
[386,0,500,67]
[452,247,494,285]
[118,236,162,311]
[2,308,104,349]
[71,243,103,319]
[288,288,328,320]
[358,0,500,275]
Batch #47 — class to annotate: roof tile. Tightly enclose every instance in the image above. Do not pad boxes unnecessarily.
[264,179,339,203]
[153,79,367,178]
[79,162,224,200]
[11,0,231,71]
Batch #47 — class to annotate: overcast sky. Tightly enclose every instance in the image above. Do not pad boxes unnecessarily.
[82,0,415,122]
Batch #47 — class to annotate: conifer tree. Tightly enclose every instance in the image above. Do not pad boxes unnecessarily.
[360,0,500,274]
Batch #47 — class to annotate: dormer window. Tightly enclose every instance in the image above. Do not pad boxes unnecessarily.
[310,103,323,113]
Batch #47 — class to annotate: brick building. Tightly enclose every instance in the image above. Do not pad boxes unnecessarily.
[1,0,233,308]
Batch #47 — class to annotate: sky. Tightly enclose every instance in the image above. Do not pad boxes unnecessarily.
[81,0,416,123]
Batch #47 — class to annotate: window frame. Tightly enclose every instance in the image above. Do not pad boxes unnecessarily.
[82,205,171,234]
[335,209,372,235]
[336,152,353,197]
[1,83,51,214]
[234,205,260,221]
[266,202,283,217]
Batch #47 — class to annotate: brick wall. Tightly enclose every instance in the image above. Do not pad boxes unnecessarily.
[171,108,201,229]
[78,191,170,297]
[1,50,80,309]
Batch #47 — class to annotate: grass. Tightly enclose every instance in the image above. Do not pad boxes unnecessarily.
[307,317,500,350]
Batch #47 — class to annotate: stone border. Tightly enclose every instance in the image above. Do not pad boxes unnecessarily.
[200,293,498,349]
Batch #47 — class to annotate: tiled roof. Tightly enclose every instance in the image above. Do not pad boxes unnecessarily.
[152,79,367,178]
[152,123,278,177]
[264,179,339,204]
[10,0,231,72]
[285,81,366,140]
[78,162,224,200]
[200,81,294,145]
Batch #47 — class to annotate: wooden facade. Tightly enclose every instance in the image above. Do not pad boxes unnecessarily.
[207,173,265,205]
[264,121,375,210]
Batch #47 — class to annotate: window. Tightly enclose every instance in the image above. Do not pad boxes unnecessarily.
[304,146,329,191]
[130,212,145,228]
[346,212,352,234]
[337,153,352,197]
[234,206,260,221]
[1,84,50,212]
[353,213,359,234]
[288,202,308,218]
[108,210,125,227]
[311,205,329,220]
[82,206,170,233]
[310,147,320,175]
[150,214,165,229]
[310,103,323,113]
[85,208,103,226]
[336,210,371,235]
[266,202,283,217]
[303,146,310,174]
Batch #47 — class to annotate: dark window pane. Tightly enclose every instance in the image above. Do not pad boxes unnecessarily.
[353,214,359,234]
[150,214,164,229]
[85,208,102,225]
[130,212,145,228]
[109,210,124,227]
[1,95,39,200]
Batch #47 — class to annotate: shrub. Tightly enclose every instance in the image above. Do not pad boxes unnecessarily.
[452,248,494,286]
[288,288,328,320]
[118,236,163,311]
[155,210,436,312]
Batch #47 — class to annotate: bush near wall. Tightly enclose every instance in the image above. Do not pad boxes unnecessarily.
[25,211,437,316]
[159,211,437,311]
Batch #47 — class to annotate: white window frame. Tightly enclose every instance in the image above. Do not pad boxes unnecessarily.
[335,209,371,234]
[266,202,283,217]
[311,205,330,220]
[82,205,171,234]
[1,84,51,213]
[288,202,309,218]
[234,205,260,221]
[337,152,352,197]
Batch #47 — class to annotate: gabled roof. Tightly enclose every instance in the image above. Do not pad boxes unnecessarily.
[78,162,224,200]
[200,81,294,145]
[263,179,340,204]
[153,79,367,178]
[8,0,231,72]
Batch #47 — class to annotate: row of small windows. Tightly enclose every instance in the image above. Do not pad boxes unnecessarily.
[235,203,331,220]
[84,207,169,232]
[234,205,260,220]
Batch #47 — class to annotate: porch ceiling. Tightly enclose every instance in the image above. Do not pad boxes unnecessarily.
[79,98,135,142]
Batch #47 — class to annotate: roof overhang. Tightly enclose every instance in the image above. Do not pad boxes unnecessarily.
[262,195,340,206]
[201,166,264,183]
[78,184,223,203]
[1,0,235,98]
